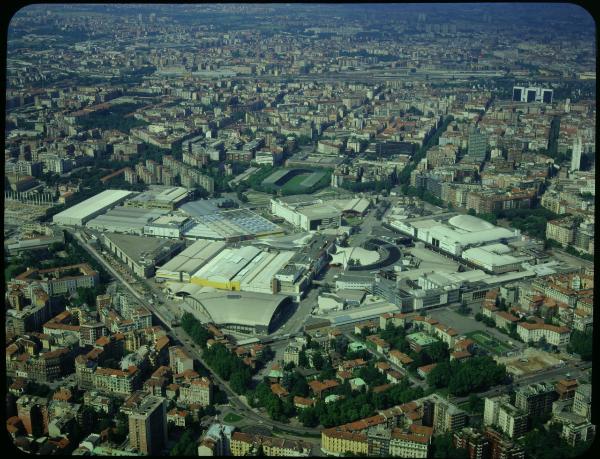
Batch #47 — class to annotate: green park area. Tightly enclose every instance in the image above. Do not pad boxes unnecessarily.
[223,413,243,424]
[78,102,149,133]
[465,330,512,355]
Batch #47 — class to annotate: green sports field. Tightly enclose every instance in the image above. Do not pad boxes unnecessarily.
[465,330,513,355]
[279,172,313,193]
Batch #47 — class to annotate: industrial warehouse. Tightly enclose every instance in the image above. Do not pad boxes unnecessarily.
[124,185,192,210]
[190,246,296,293]
[155,240,227,283]
[86,206,169,235]
[101,232,185,278]
[52,189,135,226]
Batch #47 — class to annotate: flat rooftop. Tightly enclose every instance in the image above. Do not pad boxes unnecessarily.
[184,208,282,240]
[103,232,182,264]
[126,186,189,204]
[406,332,439,347]
[158,240,226,275]
[87,206,167,232]
[193,245,262,283]
[53,189,135,222]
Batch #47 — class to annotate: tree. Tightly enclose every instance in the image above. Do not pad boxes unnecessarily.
[333,335,349,355]
[27,382,51,397]
[230,368,252,394]
[284,361,296,372]
[427,361,452,388]
[311,351,324,371]
[108,412,128,444]
[298,350,309,368]
[425,341,450,363]
[170,430,198,456]
[298,407,319,427]
[287,371,309,398]
[567,330,592,361]
[468,394,483,413]
[432,433,469,459]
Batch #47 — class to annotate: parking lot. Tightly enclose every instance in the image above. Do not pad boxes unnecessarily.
[428,304,524,350]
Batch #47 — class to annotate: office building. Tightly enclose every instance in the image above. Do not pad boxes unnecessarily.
[512,86,553,104]
[570,137,582,172]
[467,128,488,161]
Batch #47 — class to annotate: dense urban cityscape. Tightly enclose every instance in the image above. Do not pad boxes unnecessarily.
[4,3,596,458]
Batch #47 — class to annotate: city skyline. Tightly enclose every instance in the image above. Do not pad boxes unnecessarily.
[4,3,596,458]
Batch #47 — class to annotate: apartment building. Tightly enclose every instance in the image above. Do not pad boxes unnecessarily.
[17,395,49,437]
[93,366,140,396]
[128,396,167,455]
[231,432,311,456]
[388,426,432,458]
[453,427,491,459]
[10,263,99,296]
[515,383,557,418]
[497,402,528,439]
[321,429,368,457]
[178,377,213,407]
[572,384,591,420]
[516,322,570,346]
[484,395,511,427]
[432,395,467,433]
[169,346,194,374]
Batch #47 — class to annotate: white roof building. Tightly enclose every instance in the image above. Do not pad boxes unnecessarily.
[156,240,227,282]
[462,245,524,274]
[185,290,292,334]
[53,189,135,226]
[234,250,296,294]
[191,246,262,286]
[392,214,519,257]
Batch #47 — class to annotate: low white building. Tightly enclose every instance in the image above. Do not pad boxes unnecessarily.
[53,189,135,226]
[144,215,195,238]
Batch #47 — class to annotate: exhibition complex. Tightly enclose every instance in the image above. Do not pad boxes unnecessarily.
[385,212,526,274]
[51,188,339,335]
[51,187,556,335]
